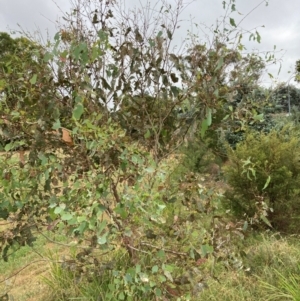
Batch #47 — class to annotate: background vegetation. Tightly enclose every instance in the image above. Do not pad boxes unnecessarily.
[1,0,300,300]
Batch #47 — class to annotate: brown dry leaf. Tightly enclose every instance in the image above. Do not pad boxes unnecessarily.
[196,258,207,266]
[61,128,73,146]
[157,185,165,191]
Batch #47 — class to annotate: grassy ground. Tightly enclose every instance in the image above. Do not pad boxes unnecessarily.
[1,231,300,300]
[0,230,68,301]
[199,233,300,300]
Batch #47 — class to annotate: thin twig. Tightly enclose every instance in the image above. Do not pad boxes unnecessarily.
[236,0,267,28]
[37,230,95,249]
[140,241,187,256]
[0,259,52,284]
[126,244,150,255]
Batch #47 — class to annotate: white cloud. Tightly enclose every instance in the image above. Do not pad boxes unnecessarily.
[0,0,69,38]
[0,0,299,85]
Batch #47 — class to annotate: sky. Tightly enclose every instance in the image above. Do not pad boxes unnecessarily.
[0,0,299,87]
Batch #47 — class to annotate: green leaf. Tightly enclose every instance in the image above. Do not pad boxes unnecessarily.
[189,248,195,259]
[158,275,166,283]
[158,204,166,211]
[61,212,73,221]
[144,129,151,139]
[11,111,20,118]
[238,43,244,51]
[67,217,77,225]
[167,29,172,40]
[223,114,230,121]
[98,29,108,42]
[149,39,155,47]
[139,272,149,283]
[72,103,84,120]
[242,157,252,167]
[207,108,212,126]
[243,221,248,232]
[215,57,224,71]
[163,264,174,272]
[253,113,264,121]
[171,85,179,97]
[77,216,87,223]
[201,119,208,138]
[256,31,261,43]
[136,264,141,274]
[52,119,61,130]
[76,221,88,234]
[43,52,53,62]
[162,75,168,86]
[250,168,256,178]
[163,270,173,282]
[4,140,25,151]
[230,18,237,27]
[260,215,272,228]
[114,205,128,219]
[118,292,125,300]
[157,250,166,260]
[88,218,96,230]
[152,265,159,273]
[101,77,111,90]
[201,244,213,257]
[97,221,107,234]
[48,208,57,220]
[97,235,107,245]
[4,142,13,152]
[38,153,48,165]
[262,176,271,190]
[124,273,133,283]
[30,74,37,85]
[145,167,155,173]
[60,203,67,210]
[54,32,60,41]
[75,95,82,103]
[155,288,162,296]
[0,79,6,90]
[49,203,57,209]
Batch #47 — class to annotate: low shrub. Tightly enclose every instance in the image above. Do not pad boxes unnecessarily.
[223,124,300,233]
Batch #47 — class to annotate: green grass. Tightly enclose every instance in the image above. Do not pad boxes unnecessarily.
[198,233,300,301]
[260,269,300,301]
[2,224,300,300]
[32,232,300,301]
[0,229,69,300]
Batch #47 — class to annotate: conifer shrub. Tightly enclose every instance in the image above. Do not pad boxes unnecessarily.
[223,124,300,233]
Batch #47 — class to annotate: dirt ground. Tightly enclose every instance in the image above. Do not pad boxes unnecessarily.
[0,239,69,301]
[3,261,49,301]
[1,255,50,301]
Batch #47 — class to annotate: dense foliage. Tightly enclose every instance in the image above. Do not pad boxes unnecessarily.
[224,124,300,232]
[1,0,298,299]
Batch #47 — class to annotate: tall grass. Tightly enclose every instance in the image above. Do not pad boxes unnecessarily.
[260,268,300,301]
